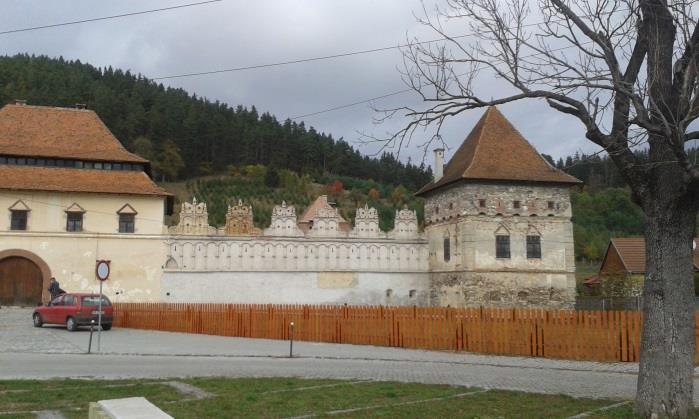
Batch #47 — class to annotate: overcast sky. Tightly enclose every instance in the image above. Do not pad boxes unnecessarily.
[0,0,601,169]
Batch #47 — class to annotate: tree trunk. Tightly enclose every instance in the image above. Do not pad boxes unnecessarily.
[636,199,696,418]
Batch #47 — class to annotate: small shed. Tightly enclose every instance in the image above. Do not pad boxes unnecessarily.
[585,237,699,295]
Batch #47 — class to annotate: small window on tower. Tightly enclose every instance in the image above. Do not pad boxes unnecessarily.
[548,201,555,210]
[443,236,451,262]
[513,200,521,209]
[479,199,486,208]
[527,235,542,259]
[496,235,511,259]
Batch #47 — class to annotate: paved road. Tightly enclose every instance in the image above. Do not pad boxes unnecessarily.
[2,307,698,404]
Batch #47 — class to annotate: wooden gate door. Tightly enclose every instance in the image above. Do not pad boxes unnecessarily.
[0,257,43,306]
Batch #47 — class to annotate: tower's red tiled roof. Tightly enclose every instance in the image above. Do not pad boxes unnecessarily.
[416,106,581,196]
[0,165,170,196]
[0,104,146,163]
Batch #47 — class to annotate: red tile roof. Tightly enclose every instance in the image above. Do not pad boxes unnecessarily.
[417,107,581,195]
[299,195,347,224]
[0,165,169,196]
[603,237,699,274]
[0,104,146,163]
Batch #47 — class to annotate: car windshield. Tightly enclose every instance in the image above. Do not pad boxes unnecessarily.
[81,296,111,307]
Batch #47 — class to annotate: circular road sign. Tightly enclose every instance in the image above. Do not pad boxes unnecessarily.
[96,260,110,281]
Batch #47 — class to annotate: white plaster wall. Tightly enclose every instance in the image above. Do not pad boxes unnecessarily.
[0,233,167,302]
[0,190,167,302]
[167,237,429,273]
[0,191,166,235]
[161,271,430,306]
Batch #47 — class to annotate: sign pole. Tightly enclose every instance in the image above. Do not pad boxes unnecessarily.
[95,260,110,353]
[98,279,103,352]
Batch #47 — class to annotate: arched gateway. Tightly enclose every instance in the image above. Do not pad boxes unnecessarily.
[0,250,51,306]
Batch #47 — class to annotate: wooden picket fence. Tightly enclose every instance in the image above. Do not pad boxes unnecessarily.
[112,303,699,363]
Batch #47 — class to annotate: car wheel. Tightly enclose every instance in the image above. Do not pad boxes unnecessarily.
[101,323,112,331]
[66,316,78,332]
[32,313,43,327]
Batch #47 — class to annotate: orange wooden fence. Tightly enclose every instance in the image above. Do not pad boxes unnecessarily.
[113,303,699,363]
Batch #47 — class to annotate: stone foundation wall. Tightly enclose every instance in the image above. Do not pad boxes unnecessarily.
[430,271,576,308]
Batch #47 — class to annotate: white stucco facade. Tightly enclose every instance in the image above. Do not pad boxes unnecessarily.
[0,191,168,302]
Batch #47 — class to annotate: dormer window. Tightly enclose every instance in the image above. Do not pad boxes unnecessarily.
[10,210,27,230]
[65,203,85,232]
[66,213,83,232]
[8,200,30,231]
[117,204,137,233]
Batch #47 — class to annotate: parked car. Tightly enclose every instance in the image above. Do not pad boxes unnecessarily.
[32,293,113,331]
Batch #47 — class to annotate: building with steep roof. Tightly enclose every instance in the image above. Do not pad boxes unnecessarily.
[0,102,171,305]
[583,237,699,295]
[417,106,580,308]
[297,195,351,236]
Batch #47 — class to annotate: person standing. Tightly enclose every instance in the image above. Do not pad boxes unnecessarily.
[48,277,61,300]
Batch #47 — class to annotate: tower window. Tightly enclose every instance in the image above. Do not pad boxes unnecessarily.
[513,200,521,209]
[479,199,486,208]
[527,235,541,259]
[496,235,510,259]
[548,201,555,210]
[443,237,451,262]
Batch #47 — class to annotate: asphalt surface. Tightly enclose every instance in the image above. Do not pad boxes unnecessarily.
[2,306,699,404]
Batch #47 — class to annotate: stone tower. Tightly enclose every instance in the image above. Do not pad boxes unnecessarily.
[416,106,581,308]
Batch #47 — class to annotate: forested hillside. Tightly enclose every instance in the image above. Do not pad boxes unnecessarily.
[0,54,431,190]
[0,54,664,261]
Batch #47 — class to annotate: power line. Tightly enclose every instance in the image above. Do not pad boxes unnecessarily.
[152,35,470,80]
[0,0,223,36]
[152,9,622,81]
[290,89,412,120]
[289,42,593,121]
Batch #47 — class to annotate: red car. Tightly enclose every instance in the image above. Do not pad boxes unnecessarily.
[32,293,113,331]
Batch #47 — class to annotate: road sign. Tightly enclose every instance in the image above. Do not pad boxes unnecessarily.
[96,260,110,281]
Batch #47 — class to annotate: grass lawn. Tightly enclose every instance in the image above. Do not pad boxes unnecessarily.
[0,377,638,418]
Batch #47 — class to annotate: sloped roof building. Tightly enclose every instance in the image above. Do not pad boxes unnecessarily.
[421,106,580,308]
[0,102,169,306]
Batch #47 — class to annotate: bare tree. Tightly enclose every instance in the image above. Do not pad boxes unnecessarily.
[384,0,699,416]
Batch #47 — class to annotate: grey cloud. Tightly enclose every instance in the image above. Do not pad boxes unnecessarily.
[0,0,598,171]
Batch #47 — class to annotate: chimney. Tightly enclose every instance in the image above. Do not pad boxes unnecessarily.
[433,148,445,182]
[14,99,27,106]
